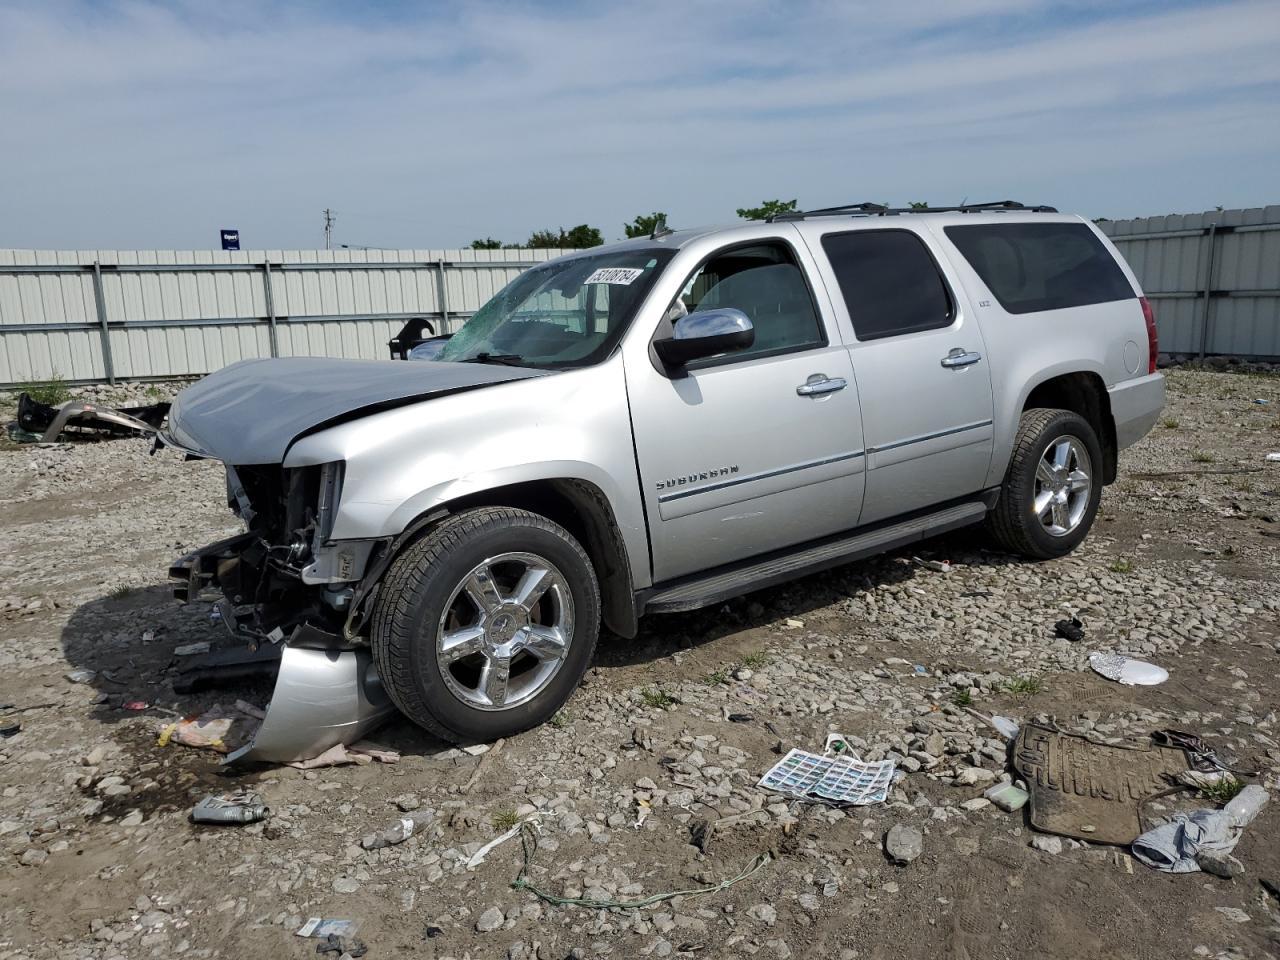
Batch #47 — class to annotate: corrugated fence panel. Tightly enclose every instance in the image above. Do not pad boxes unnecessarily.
[1101,206,1280,359]
[0,248,567,385]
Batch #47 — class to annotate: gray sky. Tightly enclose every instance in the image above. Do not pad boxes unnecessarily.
[2,0,1278,250]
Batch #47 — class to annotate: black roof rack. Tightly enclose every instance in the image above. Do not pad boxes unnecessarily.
[767,200,1058,222]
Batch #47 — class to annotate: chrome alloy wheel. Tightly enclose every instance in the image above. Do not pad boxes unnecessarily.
[435,552,574,711]
[1033,437,1092,537]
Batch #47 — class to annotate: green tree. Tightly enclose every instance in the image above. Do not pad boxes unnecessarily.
[908,201,929,210]
[527,225,604,249]
[469,237,503,249]
[624,212,668,238]
[736,199,797,220]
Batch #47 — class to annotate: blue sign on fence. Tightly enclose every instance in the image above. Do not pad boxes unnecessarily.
[220,229,240,251]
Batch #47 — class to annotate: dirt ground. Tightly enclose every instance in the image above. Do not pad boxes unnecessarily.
[1,367,1278,960]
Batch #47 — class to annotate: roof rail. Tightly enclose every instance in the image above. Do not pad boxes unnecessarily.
[768,200,1058,222]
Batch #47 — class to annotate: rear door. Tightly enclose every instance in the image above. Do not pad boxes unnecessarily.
[623,233,865,582]
[801,225,995,524]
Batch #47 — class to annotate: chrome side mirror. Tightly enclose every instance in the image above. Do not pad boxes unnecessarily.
[654,308,754,366]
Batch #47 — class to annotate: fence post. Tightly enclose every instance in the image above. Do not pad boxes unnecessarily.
[1197,222,1219,359]
[90,260,116,384]
[262,261,280,357]
[436,258,450,333]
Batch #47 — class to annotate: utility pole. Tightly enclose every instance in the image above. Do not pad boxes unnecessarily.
[323,208,335,249]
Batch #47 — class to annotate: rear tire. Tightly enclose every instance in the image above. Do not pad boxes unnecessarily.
[987,408,1103,560]
[371,506,600,743]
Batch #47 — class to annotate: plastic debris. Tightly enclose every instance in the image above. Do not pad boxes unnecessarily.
[122,700,149,712]
[465,819,524,868]
[173,641,212,657]
[985,781,1029,812]
[1267,453,1280,462]
[759,743,895,806]
[191,792,269,824]
[296,918,360,939]
[912,556,951,573]
[316,933,367,957]
[286,740,401,769]
[1089,652,1169,686]
[1132,785,1268,874]
[361,811,435,850]
[1054,616,1085,642]
[66,669,96,684]
[157,703,261,754]
[0,719,20,738]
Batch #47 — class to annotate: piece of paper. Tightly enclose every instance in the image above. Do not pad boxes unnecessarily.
[759,748,895,805]
[584,267,643,286]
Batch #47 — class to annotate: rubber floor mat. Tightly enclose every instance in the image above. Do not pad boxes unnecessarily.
[1013,723,1189,845]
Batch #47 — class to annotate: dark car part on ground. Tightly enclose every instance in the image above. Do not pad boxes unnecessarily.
[13,392,169,443]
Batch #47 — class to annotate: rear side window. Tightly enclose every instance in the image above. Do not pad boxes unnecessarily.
[820,230,954,340]
[944,222,1134,314]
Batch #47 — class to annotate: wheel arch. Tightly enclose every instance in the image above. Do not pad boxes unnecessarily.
[1021,371,1117,484]
[391,478,640,639]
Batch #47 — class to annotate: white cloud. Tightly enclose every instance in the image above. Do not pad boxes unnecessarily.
[0,0,1277,248]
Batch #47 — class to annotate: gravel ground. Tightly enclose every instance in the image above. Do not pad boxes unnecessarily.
[0,368,1278,960]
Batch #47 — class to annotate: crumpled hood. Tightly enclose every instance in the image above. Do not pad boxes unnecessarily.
[164,357,548,464]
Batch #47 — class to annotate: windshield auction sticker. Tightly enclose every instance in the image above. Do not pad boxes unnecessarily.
[584,267,644,285]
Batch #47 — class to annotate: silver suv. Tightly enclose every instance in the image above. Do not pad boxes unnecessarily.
[163,201,1164,758]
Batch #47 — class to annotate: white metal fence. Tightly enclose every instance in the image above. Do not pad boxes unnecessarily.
[0,248,568,387]
[1098,206,1280,359]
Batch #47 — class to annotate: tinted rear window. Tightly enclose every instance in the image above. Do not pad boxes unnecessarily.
[944,222,1134,314]
[821,230,954,340]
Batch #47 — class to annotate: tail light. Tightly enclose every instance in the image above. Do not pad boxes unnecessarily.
[1140,297,1158,374]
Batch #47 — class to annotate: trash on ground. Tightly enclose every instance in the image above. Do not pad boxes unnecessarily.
[1014,723,1190,845]
[172,641,212,657]
[1132,785,1268,874]
[964,709,1020,740]
[157,702,262,754]
[465,818,524,868]
[13,392,168,443]
[512,821,769,909]
[1254,398,1271,405]
[1055,616,1085,642]
[191,792,270,825]
[285,740,401,769]
[361,810,435,851]
[884,824,923,864]
[122,700,149,711]
[296,918,360,939]
[759,743,895,806]
[1266,452,1280,462]
[0,719,20,738]
[66,669,96,684]
[912,556,951,573]
[1089,652,1169,686]
[985,781,1030,812]
[315,932,367,958]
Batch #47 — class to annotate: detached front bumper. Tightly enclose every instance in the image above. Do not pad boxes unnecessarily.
[169,534,397,764]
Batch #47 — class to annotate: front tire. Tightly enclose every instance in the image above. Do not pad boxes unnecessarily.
[988,408,1104,560]
[371,506,600,743]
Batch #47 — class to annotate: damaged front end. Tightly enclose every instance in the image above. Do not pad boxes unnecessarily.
[169,460,396,764]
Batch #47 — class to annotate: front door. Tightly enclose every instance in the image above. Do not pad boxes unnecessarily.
[624,235,866,583]
[801,224,995,525]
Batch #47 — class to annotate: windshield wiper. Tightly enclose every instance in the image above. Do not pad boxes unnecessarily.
[460,352,527,367]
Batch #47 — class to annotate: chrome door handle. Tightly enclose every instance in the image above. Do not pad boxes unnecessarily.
[796,374,848,396]
[941,348,983,369]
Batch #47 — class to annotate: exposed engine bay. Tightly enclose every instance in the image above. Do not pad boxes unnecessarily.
[168,461,395,764]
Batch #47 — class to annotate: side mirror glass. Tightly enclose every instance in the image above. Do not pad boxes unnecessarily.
[407,336,451,361]
[654,308,754,366]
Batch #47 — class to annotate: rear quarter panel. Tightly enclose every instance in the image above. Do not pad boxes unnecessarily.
[923,216,1151,489]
